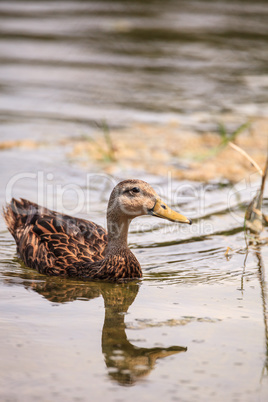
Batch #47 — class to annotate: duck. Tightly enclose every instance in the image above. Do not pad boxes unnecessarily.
[3,179,191,282]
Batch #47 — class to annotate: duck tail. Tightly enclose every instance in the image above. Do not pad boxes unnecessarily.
[3,198,38,244]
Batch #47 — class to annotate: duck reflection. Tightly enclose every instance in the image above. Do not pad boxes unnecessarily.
[3,268,187,386]
[101,283,186,385]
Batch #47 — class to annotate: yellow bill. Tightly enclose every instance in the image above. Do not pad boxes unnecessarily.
[149,198,192,224]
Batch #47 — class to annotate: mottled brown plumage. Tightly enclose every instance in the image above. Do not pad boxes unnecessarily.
[3,179,191,282]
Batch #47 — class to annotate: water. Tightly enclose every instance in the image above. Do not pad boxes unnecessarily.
[1,0,268,141]
[0,1,268,401]
[1,147,268,401]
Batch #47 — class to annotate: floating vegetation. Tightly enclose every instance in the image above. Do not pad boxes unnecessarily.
[69,117,268,183]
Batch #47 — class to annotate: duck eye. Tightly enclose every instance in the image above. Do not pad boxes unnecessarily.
[131,187,140,193]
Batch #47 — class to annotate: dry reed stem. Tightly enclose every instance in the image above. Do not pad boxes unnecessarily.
[229,142,263,175]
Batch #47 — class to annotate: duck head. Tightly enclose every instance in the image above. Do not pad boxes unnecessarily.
[107,179,192,224]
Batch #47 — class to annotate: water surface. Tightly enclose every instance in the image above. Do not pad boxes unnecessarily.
[1,1,268,401]
[0,146,268,401]
[1,0,268,141]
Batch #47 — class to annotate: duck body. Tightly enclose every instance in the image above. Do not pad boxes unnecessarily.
[3,180,191,282]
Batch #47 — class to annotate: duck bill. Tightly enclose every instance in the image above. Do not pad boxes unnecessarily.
[149,198,192,224]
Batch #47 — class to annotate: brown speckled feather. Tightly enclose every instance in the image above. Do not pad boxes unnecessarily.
[3,180,191,281]
[3,198,141,281]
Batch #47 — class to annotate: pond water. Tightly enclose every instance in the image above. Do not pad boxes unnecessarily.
[0,1,268,401]
[1,147,268,401]
[1,0,268,140]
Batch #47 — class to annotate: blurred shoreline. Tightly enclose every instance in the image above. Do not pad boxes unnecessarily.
[1,114,267,183]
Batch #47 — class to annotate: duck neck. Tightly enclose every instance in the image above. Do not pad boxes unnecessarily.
[106,214,131,255]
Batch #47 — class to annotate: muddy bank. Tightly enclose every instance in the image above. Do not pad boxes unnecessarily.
[68,116,268,183]
[1,116,267,183]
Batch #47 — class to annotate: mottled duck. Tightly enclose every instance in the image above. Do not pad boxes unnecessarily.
[3,179,191,281]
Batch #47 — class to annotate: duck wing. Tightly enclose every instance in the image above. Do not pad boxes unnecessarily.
[3,198,108,276]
